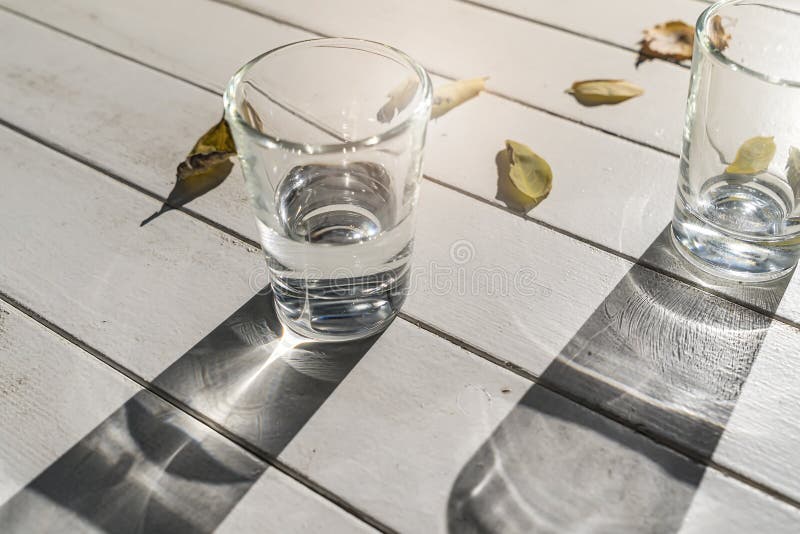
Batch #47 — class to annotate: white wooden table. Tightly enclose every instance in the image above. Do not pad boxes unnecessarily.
[2,0,800,532]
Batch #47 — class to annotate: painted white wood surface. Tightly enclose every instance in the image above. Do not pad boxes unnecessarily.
[0,123,774,532]
[0,302,138,503]
[217,470,378,533]
[0,303,371,532]
[228,0,690,154]
[0,126,264,381]
[1,1,800,531]
[3,0,690,155]
[11,0,800,325]
[2,3,800,513]
[475,0,704,51]
[680,469,800,534]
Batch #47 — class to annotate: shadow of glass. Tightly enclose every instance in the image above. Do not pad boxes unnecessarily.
[0,391,263,533]
[154,289,381,453]
[0,289,380,532]
[447,224,790,532]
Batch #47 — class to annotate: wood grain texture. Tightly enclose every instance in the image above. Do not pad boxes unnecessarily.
[2,4,800,511]
[9,0,800,324]
[2,1,800,529]
[2,0,690,155]
[226,0,690,154]
[472,0,704,53]
[0,125,264,380]
[217,470,378,534]
[681,469,800,534]
[0,302,138,504]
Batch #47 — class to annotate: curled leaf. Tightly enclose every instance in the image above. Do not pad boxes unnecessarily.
[786,146,800,217]
[241,100,264,132]
[708,15,731,52]
[504,140,552,206]
[376,76,488,122]
[431,77,488,119]
[141,115,238,226]
[638,20,694,66]
[566,79,644,106]
[377,78,419,123]
[725,136,776,175]
[186,115,236,155]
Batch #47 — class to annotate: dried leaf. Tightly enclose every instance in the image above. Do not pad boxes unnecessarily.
[638,20,694,66]
[504,140,552,205]
[786,146,800,217]
[241,100,264,132]
[566,79,644,106]
[377,78,419,123]
[431,77,488,119]
[708,15,731,52]
[725,136,776,175]
[141,115,237,226]
[188,115,236,155]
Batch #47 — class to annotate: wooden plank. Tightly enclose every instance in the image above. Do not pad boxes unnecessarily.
[0,301,138,504]
[473,0,704,53]
[273,329,800,532]
[2,0,690,155]
[225,0,690,155]
[0,125,264,381]
[681,469,800,534]
[142,289,800,532]
[0,87,797,534]
[5,1,797,322]
[217,470,377,533]
[2,6,800,512]
[0,299,371,533]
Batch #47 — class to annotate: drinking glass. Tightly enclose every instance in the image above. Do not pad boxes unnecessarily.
[224,38,432,340]
[672,0,800,280]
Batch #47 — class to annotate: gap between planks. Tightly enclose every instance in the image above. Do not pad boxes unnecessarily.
[2,113,800,514]
[453,0,692,70]
[3,4,800,503]
[6,2,781,330]
[206,0,681,159]
[3,0,800,511]
[0,287,396,534]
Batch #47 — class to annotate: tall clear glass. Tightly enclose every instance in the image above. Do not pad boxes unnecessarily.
[672,0,800,280]
[224,38,432,340]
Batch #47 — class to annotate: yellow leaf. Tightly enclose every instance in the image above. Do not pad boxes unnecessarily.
[141,114,238,226]
[505,140,552,204]
[566,80,644,106]
[188,115,236,155]
[638,20,694,65]
[431,77,488,119]
[708,15,731,52]
[725,136,776,175]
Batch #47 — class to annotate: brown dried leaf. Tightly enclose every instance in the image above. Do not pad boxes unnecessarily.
[141,115,237,226]
[638,20,694,66]
[708,15,731,52]
[725,136,776,175]
[504,140,552,206]
[566,79,644,106]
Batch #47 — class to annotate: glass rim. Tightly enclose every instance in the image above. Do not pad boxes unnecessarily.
[697,0,800,88]
[223,37,433,155]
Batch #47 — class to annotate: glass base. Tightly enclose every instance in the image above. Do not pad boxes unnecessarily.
[670,220,797,283]
[274,302,398,342]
